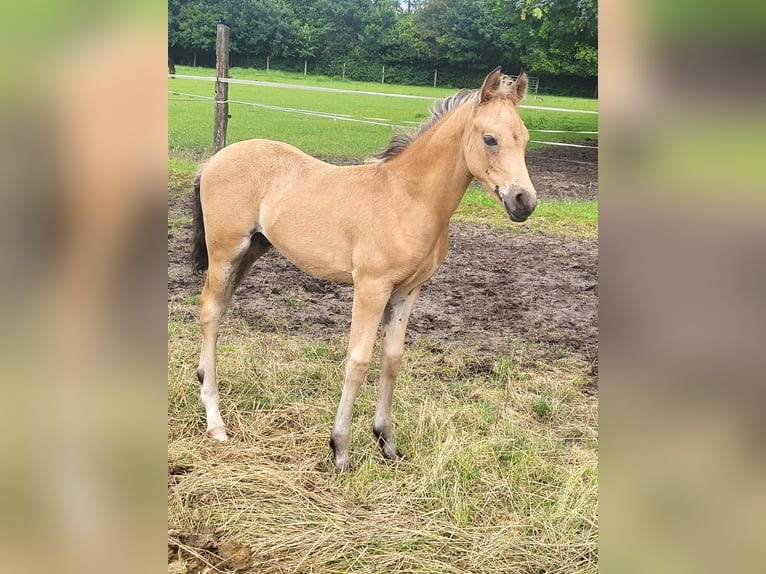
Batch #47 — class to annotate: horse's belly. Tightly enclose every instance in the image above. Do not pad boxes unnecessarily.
[259,195,358,283]
[266,234,355,284]
[291,256,354,284]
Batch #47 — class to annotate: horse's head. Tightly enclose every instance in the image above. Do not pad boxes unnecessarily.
[463,67,537,222]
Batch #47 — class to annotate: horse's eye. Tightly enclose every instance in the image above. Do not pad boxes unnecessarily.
[483,134,498,146]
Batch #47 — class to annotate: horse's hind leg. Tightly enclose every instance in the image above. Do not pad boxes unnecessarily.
[374,287,421,461]
[198,233,271,440]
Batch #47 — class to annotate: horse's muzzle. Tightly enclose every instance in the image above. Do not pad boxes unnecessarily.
[495,184,537,222]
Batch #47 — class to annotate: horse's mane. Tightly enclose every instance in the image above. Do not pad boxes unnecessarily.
[371,89,478,162]
[371,74,521,163]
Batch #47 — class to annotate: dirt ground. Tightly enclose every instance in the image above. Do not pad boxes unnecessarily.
[168,145,597,377]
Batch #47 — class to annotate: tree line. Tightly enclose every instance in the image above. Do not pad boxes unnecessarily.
[169,0,597,95]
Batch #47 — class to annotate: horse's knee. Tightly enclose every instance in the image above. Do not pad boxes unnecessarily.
[381,347,403,375]
[345,350,372,379]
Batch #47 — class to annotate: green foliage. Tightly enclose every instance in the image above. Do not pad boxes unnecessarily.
[169,0,302,67]
[497,0,598,76]
[169,0,597,91]
[171,0,217,54]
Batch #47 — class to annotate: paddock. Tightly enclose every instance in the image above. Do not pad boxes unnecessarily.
[168,69,597,573]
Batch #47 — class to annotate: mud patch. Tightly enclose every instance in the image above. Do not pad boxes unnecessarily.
[168,530,255,573]
[525,145,598,201]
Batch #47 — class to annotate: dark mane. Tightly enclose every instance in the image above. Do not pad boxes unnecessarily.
[372,89,478,162]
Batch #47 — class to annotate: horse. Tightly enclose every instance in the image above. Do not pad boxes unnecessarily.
[190,67,537,472]
[168,56,176,78]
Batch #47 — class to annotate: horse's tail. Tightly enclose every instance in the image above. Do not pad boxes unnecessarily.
[190,165,208,274]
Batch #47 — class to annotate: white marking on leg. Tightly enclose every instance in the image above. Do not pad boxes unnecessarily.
[198,267,235,442]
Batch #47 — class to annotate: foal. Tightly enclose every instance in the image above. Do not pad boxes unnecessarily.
[191,67,536,472]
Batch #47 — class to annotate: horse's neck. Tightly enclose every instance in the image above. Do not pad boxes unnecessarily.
[392,103,474,224]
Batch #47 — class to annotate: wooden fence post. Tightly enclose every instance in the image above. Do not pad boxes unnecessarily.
[213,23,230,153]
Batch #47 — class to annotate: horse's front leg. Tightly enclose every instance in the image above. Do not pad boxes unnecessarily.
[330,281,391,473]
[374,286,421,461]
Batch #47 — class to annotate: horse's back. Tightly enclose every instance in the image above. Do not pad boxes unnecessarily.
[205,138,323,176]
[201,139,321,203]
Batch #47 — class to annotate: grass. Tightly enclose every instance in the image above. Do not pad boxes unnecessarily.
[169,66,597,159]
[168,312,598,573]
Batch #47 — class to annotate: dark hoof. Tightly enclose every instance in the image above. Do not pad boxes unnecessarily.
[373,427,405,462]
[384,450,405,463]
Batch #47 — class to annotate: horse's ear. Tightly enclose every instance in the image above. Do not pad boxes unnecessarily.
[478,66,503,105]
[508,70,528,104]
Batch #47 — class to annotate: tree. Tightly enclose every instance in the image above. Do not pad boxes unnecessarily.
[359,0,399,61]
[491,0,597,76]
[411,0,452,67]
[309,0,370,65]
[174,0,219,57]
[380,14,429,64]
[436,0,503,72]
[224,0,300,63]
[292,23,320,61]
[167,0,598,91]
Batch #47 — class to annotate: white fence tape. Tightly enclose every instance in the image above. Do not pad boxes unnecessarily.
[170,74,598,114]
[530,140,598,149]
[169,75,599,149]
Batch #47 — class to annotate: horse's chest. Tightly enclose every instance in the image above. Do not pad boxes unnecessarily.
[395,234,448,290]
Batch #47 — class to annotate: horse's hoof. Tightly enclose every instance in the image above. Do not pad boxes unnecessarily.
[373,428,404,462]
[207,427,228,441]
[331,451,352,474]
[334,460,353,474]
[385,449,405,462]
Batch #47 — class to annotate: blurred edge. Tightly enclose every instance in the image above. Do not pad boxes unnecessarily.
[600,1,766,573]
[0,2,167,574]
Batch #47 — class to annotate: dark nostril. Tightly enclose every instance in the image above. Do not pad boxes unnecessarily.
[514,191,525,205]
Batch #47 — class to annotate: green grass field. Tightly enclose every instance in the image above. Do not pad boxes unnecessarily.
[168,69,598,573]
[169,66,597,159]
